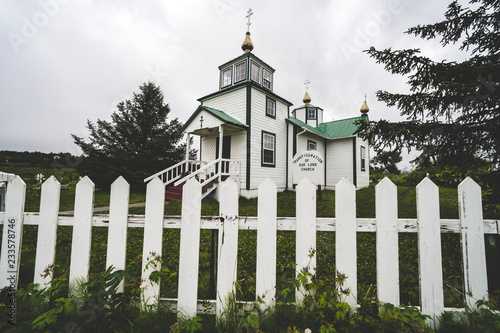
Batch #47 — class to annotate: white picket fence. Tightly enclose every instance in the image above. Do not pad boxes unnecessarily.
[0,174,499,328]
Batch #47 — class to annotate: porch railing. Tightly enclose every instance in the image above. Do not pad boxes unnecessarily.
[174,158,240,188]
[144,160,206,186]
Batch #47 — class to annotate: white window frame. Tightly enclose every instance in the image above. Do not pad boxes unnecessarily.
[251,61,260,83]
[262,131,276,167]
[307,108,316,120]
[307,140,317,151]
[235,61,246,82]
[221,67,232,87]
[263,68,272,89]
[361,146,366,171]
[266,97,276,118]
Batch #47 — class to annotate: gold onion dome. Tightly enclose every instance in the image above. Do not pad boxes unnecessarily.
[241,32,254,53]
[360,100,369,114]
[303,91,311,104]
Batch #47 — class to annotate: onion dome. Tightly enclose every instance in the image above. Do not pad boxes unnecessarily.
[360,99,369,114]
[303,91,311,104]
[241,32,254,53]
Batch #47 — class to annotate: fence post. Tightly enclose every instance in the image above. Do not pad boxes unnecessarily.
[141,177,165,308]
[69,176,95,288]
[335,177,357,309]
[34,176,61,288]
[106,176,130,292]
[178,178,202,318]
[296,177,316,304]
[416,177,443,328]
[216,178,239,317]
[0,176,26,290]
[376,177,400,306]
[458,177,488,306]
[256,178,277,306]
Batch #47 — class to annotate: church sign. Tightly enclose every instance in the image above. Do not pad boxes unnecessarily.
[292,150,324,185]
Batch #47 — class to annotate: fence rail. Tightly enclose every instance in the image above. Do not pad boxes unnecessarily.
[0,174,498,328]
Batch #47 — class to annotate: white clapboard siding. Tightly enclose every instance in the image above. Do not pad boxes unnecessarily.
[69,176,95,287]
[458,177,488,305]
[376,177,399,306]
[256,178,277,306]
[141,177,165,308]
[177,178,202,318]
[295,177,316,304]
[335,177,357,309]
[416,177,444,327]
[216,178,239,317]
[106,176,130,292]
[0,176,26,290]
[34,176,61,288]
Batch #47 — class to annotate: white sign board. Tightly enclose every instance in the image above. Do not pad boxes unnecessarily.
[292,150,324,185]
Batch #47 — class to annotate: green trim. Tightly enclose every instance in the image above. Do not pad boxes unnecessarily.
[198,81,293,107]
[246,85,251,190]
[218,52,275,72]
[286,122,289,190]
[181,105,248,132]
[352,137,357,187]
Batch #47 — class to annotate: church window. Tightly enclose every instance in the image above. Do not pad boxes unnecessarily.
[307,108,316,120]
[308,140,317,151]
[262,131,276,166]
[361,146,366,171]
[235,61,246,82]
[266,97,276,118]
[263,68,272,89]
[251,62,260,83]
[221,67,232,87]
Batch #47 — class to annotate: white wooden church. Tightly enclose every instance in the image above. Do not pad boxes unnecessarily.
[146,22,370,200]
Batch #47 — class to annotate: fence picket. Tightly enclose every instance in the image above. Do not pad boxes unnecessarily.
[417,177,443,327]
[178,178,202,318]
[106,176,130,292]
[256,178,277,306]
[296,177,316,304]
[69,176,95,287]
[216,179,239,317]
[335,177,357,308]
[0,176,26,290]
[458,177,488,305]
[376,177,399,306]
[34,176,61,288]
[141,177,165,308]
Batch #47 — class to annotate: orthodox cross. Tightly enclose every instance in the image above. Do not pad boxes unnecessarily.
[246,8,253,32]
[304,79,310,92]
[199,115,204,129]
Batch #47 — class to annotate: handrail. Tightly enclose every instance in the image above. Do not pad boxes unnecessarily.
[173,158,240,187]
[144,159,206,186]
[174,158,221,187]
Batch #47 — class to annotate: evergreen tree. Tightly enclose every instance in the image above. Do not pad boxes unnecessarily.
[357,0,499,202]
[72,82,191,187]
[371,150,402,174]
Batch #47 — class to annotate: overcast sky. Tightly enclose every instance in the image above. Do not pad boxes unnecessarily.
[0,0,469,167]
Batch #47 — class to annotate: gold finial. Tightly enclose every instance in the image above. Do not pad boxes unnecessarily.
[241,32,254,53]
[303,80,311,104]
[241,8,254,53]
[360,95,369,114]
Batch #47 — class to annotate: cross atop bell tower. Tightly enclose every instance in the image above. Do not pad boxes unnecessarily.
[246,8,253,33]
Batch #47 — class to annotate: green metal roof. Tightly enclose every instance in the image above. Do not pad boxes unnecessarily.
[288,115,368,139]
[181,105,247,132]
